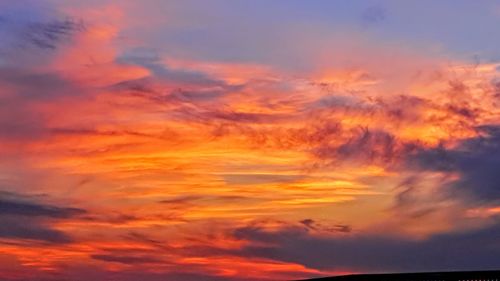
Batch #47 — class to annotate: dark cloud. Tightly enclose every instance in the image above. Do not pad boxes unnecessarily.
[91,254,163,265]
[230,221,500,273]
[75,212,140,225]
[169,88,232,102]
[299,219,317,230]
[0,197,85,218]
[21,18,85,50]
[112,48,246,112]
[158,195,203,205]
[113,78,236,103]
[0,191,86,218]
[304,93,484,169]
[407,125,500,202]
[0,191,85,243]
[117,48,231,88]
[0,216,73,244]
[310,95,365,109]
[207,110,286,124]
[337,129,396,161]
[0,14,86,143]
[313,128,417,165]
[49,127,174,143]
[446,103,479,120]
[299,219,351,233]
[0,13,84,59]
[125,232,167,248]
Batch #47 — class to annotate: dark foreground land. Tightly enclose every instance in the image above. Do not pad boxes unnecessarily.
[303,270,500,281]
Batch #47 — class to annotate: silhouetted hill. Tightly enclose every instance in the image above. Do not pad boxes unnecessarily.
[302,270,500,281]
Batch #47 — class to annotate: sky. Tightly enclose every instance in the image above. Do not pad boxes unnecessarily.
[1,0,500,280]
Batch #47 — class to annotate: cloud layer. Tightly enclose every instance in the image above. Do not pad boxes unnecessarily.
[1,1,500,280]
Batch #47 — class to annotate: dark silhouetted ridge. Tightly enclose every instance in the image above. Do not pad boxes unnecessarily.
[302,270,500,281]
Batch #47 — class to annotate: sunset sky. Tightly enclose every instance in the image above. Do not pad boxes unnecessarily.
[1,1,500,280]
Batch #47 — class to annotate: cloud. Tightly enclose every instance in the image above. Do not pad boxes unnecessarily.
[19,18,85,50]
[223,174,303,185]
[111,49,245,110]
[116,48,237,89]
[91,254,163,265]
[312,127,418,166]
[0,216,73,244]
[299,219,351,233]
[59,265,252,281]
[207,111,286,124]
[0,191,85,243]
[230,220,500,273]
[317,129,396,163]
[0,3,84,67]
[0,196,85,218]
[0,2,499,280]
[407,125,500,203]
[0,7,88,143]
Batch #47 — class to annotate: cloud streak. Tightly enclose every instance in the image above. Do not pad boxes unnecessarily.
[0,191,85,243]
